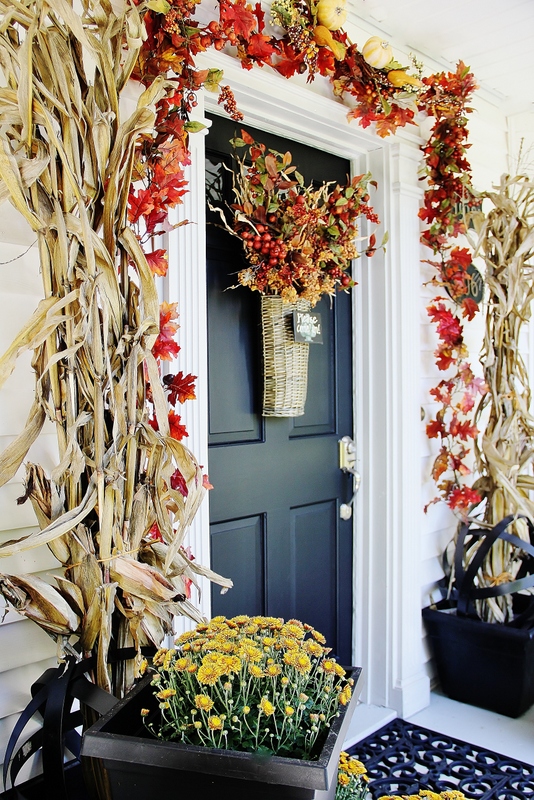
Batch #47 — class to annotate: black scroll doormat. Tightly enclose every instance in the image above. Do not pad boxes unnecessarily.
[348,718,534,800]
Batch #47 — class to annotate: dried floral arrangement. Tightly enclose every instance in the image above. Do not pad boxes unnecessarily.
[213,130,383,305]
[142,615,353,758]
[0,0,230,700]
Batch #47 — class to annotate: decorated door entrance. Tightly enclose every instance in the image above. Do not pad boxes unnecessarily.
[205,114,354,663]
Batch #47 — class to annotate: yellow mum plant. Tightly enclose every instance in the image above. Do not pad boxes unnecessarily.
[142,614,354,758]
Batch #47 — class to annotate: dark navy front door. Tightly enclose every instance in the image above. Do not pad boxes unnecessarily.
[205,114,354,663]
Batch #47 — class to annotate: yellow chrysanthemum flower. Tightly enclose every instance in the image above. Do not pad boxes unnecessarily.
[156,688,176,700]
[176,630,197,644]
[174,657,190,671]
[207,716,224,730]
[153,648,169,667]
[311,629,326,644]
[346,759,367,775]
[140,708,150,717]
[194,694,214,711]
[243,705,251,715]
[238,644,263,662]
[230,615,250,625]
[248,664,264,678]
[304,640,324,657]
[321,659,336,674]
[197,663,224,685]
[284,706,295,716]
[259,697,275,716]
[281,623,305,639]
[339,688,351,706]
[265,664,282,677]
[338,773,351,787]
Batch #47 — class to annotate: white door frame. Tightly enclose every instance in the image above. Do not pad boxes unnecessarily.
[166,51,430,717]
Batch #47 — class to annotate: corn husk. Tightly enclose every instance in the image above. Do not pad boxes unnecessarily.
[466,175,534,622]
[0,0,231,696]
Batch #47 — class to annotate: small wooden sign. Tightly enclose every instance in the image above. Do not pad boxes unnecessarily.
[293,310,323,344]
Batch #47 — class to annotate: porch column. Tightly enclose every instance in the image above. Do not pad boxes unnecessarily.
[354,138,430,717]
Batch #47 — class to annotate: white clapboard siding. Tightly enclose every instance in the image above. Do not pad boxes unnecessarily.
[0,232,60,772]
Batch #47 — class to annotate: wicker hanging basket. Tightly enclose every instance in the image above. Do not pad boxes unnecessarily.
[261,295,310,417]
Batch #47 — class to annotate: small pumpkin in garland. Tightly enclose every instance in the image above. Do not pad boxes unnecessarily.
[316,0,347,31]
[313,25,346,60]
[387,69,423,88]
[361,36,394,69]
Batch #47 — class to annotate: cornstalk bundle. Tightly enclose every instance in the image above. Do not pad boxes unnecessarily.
[0,0,229,697]
[470,174,534,622]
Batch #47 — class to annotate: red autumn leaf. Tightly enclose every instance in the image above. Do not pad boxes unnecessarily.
[449,415,478,441]
[168,410,188,441]
[435,347,456,371]
[145,249,168,277]
[429,380,454,405]
[164,371,197,405]
[171,467,189,497]
[316,45,336,76]
[246,32,277,61]
[253,2,265,31]
[450,453,471,476]
[461,298,478,321]
[449,247,472,269]
[447,486,481,513]
[128,188,155,224]
[241,129,255,145]
[273,41,304,78]
[427,303,463,345]
[152,302,180,362]
[146,522,163,542]
[220,0,257,39]
[426,418,445,439]
[432,448,449,481]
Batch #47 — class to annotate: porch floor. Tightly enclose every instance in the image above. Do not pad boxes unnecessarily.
[344,692,534,766]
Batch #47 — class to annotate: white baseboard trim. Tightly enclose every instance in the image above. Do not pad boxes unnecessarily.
[343,702,397,750]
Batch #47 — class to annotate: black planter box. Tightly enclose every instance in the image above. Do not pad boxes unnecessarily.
[82,667,362,800]
[423,605,534,717]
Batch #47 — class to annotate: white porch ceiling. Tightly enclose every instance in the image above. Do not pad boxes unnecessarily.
[351,0,534,115]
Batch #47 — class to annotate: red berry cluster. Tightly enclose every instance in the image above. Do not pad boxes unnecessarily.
[238,220,287,267]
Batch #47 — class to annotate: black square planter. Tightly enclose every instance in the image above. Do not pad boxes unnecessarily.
[82,667,362,800]
[423,605,534,717]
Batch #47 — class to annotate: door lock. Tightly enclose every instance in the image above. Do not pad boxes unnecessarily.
[339,436,360,520]
[339,435,357,475]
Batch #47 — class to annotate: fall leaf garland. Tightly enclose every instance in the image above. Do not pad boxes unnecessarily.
[129,2,482,517]
[419,63,487,518]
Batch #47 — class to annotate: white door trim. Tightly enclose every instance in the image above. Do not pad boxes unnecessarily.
[166,51,430,716]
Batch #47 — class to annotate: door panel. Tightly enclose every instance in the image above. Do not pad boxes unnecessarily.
[206,114,354,662]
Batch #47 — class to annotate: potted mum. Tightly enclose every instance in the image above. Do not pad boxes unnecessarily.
[82,614,362,799]
[424,173,534,718]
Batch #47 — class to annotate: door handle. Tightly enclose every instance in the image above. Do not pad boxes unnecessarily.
[339,436,360,520]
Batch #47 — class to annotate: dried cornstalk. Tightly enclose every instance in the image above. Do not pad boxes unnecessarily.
[0,0,230,697]
[469,174,534,622]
